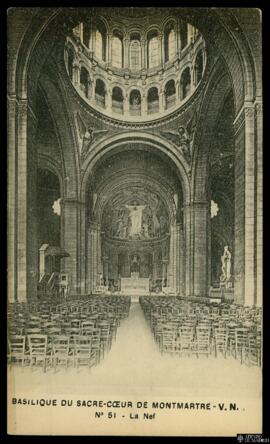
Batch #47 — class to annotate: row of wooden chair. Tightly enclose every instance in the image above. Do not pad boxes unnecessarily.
[8,334,100,371]
[8,296,131,371]
[140,297,262,367]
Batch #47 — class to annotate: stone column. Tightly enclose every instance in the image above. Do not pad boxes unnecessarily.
[11,99,38,303]
[162,259,168,287]
[106,88,112,111]
[159,33,164,67]
[192,201,209,297]
[255,102,263,307]
[152,251,158,283]
[7,97,16,303]
[123,93,129,113]
[108,33,112,66]
[141,93,147,117]
[103,256,109,285]
[16,100,28,303]
[61,198,81,295]
[167,223,180,293]
[72,61,80,86]
[87,221,101,293]
[89,18,94,56]
[234,103,259,306]
[159,90,165,112]
[183,203,192,297]
[124,38,130,69]
[79,201,87,295]
[141,39,146,70]
[176,20,180,57]
[26,104,38,302]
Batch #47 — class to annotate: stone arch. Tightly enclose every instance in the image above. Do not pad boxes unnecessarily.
[192,61,233,202]
[37,153,64,198]
[94,174,177,226]
[38,67,80,200]
[80,133,191,206]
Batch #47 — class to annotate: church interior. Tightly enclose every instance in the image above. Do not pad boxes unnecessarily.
[7,8,262,400]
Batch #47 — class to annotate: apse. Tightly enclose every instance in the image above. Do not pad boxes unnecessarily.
[85,147,184,294]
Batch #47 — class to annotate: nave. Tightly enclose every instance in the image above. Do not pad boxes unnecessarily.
[8,300,261,399]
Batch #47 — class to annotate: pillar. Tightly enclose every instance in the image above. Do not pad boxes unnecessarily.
[162,259,168,287]
[106,88,112,111]
[108,32,112,65]
[255,102,263,307]
[141,93,147,116]
[167,223,181,293]
[89,18,94,56]
[159,90,165,112]
[61,198,81,294]
[72,61,80,86]
[192,201,209,297]
[183,203,192,297]
[7,97,16,302]
[87,221,101,293]
[123,93,129,113]
[234,103,258,306]
[159,33,164,67]
[103,256,109,285]
[124,38,130,69]
[141,39,146,70]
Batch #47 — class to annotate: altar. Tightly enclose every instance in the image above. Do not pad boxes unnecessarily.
[120,272,149,296]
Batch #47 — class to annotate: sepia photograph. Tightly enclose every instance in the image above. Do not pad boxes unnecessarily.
[7,6,262,437]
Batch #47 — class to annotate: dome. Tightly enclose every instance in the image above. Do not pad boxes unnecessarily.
[64,8,206,122]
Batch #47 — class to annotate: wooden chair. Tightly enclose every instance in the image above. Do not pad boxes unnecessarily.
[81,321,95,335]
[97,322,112,356]
[194,325,212,357]
[52,335,72,371]
[160,327,177,355]
[178,326,195,357]
[234,328,249,364]
[73,336,95,368]
[8,335,27,366]
[28,335,51,372]
[213,327,228,358]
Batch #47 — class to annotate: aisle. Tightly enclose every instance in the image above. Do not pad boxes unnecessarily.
[8,303,262,399]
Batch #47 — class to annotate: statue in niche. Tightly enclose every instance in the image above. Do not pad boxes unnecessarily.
[160,112,197,164]
[76,113,108,160]
[220,246,232,286]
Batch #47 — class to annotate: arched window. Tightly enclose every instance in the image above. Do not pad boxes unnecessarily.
[130,90,141,116]
[164,23,176,62]
[83,21,91,48]
[95,29,103,60]
[148,31,160,68]
[147,87,159,114]
[95,23,106,61]
[130,33,141,70]
[180,67,191,100]
[80,67,90,98]
[180,21,188,50]
[112,86,124,114]
[95,79,106,108]
[112,32,123,68]
[165,79,176,109]
[194,50,204,85]
[168,28,177,60]
[66,47,75,79]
